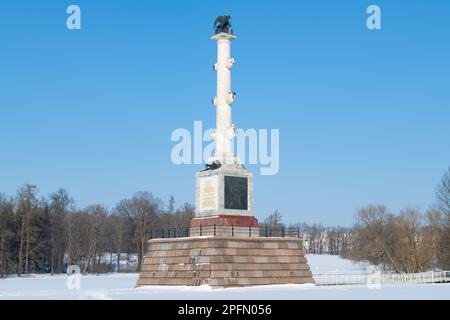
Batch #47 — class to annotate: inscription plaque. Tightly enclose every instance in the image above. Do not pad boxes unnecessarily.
[224,176,248,210]
[199,176,218,211]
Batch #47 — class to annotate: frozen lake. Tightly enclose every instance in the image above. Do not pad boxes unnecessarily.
[0,255,449,300]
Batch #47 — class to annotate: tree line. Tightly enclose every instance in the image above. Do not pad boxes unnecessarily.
[1,168,448,276]
[264,168,450,273]
[341,168,450,272]
[262,210,354,255]
[0,186,193,277]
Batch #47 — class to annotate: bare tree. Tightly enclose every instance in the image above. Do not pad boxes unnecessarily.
[0,194,15,277]
[433,169,450,268]
[16,185,39,276]
[82,205,108,274]
[115,192,162,269]
[168,195,175,215]
[344,205,445,273]
[109,212,125,272]
[348,205,400,271]
[435,168,450,217]
[264,211,284,228]
[48,189,72,274]
[395,208,434,273]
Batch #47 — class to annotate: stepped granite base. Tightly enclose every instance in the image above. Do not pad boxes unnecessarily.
[136,236,314,288]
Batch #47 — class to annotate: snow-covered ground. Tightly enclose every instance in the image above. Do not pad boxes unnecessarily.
[0,254,449,300]
[307,254,370,275]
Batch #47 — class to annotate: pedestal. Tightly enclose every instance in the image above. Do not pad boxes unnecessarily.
[194,163,258,237]
[137,236,314,288]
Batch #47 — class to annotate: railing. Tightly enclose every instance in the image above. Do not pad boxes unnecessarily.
[313,271,450,286]
[148,225,302,239]
[149,227,190,239]
[260,226,301,238]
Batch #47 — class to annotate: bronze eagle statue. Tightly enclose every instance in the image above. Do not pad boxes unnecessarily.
[214,15,233,35]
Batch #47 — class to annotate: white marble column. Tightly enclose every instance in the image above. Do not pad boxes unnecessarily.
[211,32,237,164]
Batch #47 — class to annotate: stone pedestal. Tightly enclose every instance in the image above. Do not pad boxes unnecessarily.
[195,164,253,217]
[194,163,258,237]
[137,236,314,288]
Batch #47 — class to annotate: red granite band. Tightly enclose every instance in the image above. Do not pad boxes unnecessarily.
[191,215,259,228]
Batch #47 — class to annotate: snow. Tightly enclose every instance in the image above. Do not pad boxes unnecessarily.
[307,254,370,275]
[0,254,449,300]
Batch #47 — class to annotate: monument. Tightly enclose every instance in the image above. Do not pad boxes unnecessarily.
[190,14,258,237]
[137,15,314,288]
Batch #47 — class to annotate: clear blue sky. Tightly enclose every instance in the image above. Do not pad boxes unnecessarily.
[1,1,449,226]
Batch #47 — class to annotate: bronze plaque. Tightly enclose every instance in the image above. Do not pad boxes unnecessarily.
[224,176,248,210]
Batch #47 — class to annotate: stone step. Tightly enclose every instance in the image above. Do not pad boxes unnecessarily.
[137,276,314,287]
[145,248,306,258]
[209,276,315,287]
[149,238,303,250]
[143,255,308,265]
[139,270,313,279]
[141,262,310,272]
